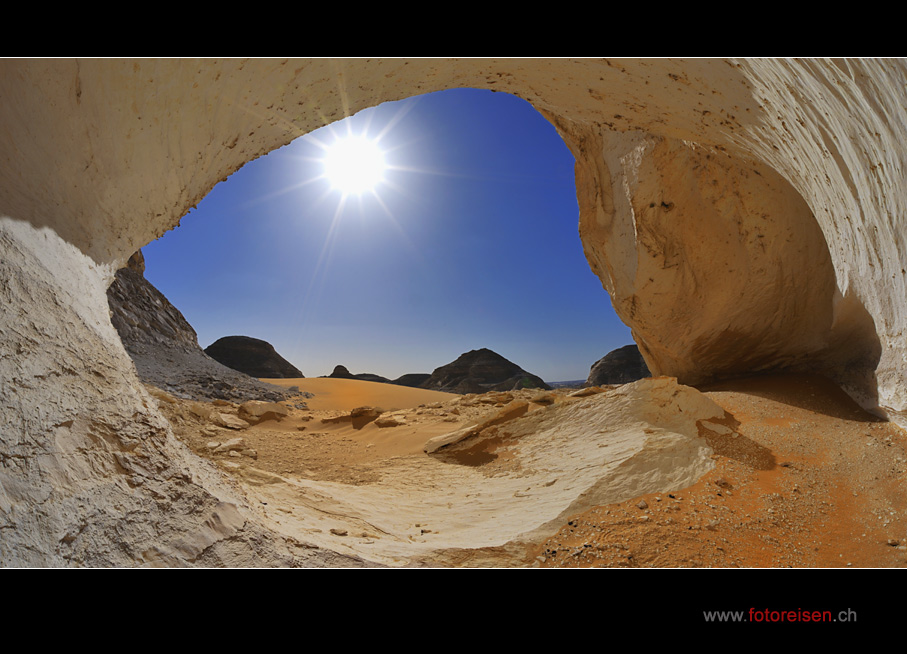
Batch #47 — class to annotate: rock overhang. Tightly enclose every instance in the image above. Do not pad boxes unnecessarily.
[3,57,904,415]
[2,58,907,566]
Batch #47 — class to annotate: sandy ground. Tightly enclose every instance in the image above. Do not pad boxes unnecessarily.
[149,374,907,567]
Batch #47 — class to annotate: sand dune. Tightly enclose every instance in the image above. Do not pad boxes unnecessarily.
[260,377,458,412]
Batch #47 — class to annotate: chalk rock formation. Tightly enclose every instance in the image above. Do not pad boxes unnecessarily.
[205,336,303,379]
[587,344,651,386]
[0,218,361,567]
[420,348,551,394]
[107,251,290,403]
[3,58,907,566]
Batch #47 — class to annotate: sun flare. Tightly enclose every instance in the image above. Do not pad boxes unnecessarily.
[323,135,386,195]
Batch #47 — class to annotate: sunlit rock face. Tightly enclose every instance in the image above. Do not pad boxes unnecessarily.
[1,58,906,565]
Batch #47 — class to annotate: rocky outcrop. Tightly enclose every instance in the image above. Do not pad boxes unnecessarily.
[107,251,290,403]
[0,218,357,567]
[205,336,303,379]
[328,364,355,379]
[326,365,391,384]
[4,59,907,566]
[327,365,430,387]
[392,373,432,388]
[420,348,551,394]
[586,345,651,386]
[107,249,198,350]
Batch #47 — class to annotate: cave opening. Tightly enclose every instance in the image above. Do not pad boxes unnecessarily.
[138,88,634,387]
[104,87,656,565]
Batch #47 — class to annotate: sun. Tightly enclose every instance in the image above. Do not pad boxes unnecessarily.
[323,135,387,195]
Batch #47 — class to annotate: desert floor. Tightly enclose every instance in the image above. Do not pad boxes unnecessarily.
[150,374,907,567]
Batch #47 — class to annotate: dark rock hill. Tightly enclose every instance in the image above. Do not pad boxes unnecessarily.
[205,336,303,379]
[107,250,290,402]
[326,365,391,384]
[392,373,432,388]
[327,364,356,379]
[326,365,430,388]
[586,344,651,386]
[419,348,550,394]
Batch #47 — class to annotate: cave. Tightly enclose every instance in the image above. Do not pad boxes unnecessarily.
[1,58,905,566]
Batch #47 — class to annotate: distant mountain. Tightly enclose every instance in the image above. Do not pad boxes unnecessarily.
[205,336,303,379]
[547,380,586,389]
[586,344,650,386]
[420,348,551,394]
[326,365,432,388]
[327,364,392,384]
[392,373,432,388]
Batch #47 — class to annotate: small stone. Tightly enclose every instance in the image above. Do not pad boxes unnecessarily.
[637,500,648,510]
[330,528,348,537]
[214,437,246,454]
[887,539,900,546]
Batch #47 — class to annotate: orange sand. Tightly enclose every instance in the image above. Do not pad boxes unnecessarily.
[260,377,457,412]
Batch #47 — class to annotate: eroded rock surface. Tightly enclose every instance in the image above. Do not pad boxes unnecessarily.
[0,219,360,567]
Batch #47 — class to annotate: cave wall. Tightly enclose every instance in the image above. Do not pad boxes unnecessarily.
[1,58,905,565]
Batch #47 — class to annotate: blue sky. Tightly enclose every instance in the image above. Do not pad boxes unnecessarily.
[142,88,632,382]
